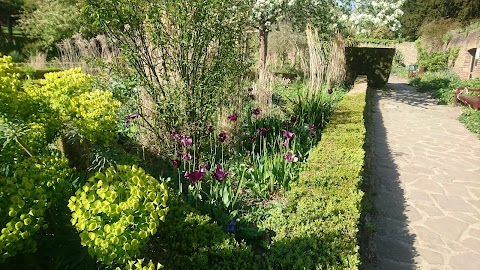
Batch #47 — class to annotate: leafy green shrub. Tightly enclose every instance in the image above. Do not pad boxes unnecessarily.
[263,92,366,269]
[0,155,72,262]
[460,109,480,138]
[68,165,169,265]
[146,196,257,270]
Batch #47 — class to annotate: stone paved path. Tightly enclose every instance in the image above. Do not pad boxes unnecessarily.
[370,76,480,270]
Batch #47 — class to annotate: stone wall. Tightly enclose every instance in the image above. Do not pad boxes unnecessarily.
[446,29,480,80]
[358,42,417,66]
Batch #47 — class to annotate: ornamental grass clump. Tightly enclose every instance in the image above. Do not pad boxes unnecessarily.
[68,165,169,265]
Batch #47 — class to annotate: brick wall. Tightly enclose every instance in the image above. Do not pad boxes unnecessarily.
[446,29,480,80]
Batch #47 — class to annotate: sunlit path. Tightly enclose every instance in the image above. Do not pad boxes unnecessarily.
[369,76,480,270]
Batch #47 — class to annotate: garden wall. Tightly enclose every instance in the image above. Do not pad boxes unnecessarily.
[345,47,395,87]
[265,79,367,269]
[446,29,480,80]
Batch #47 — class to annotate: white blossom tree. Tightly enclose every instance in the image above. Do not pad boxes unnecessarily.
[252,0,345,81]
[346,0,405,39]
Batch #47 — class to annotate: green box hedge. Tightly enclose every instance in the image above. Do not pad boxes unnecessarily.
[264,92,366,270]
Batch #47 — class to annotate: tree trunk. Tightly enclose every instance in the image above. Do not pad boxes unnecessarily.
[259,29,268,83]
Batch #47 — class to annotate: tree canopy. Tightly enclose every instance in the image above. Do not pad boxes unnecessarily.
[400,0,480,39]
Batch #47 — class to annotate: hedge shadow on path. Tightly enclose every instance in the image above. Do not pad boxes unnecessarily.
[361,86,418,269]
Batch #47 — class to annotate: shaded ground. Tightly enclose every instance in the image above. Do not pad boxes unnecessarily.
[367,76,480,270]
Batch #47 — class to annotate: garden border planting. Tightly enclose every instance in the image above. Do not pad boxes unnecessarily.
[264,88,367,269]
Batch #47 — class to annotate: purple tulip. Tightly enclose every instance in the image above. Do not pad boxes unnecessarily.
[252,108,261,116]
[227,113,238,121]
[310,130,316,138]
[172,159,182,167]
[282,129,295,139]
[280,139,289,147]
[249,136,256,142]
[184,165,207,185]
[284,151,297,162]
[207,125,214,133]
[177,151,191,161]
[290,116,297,124]
[125,113,140,125]
[308,124,315,131]
[179,133,193,147]
[213,164,229,182]
[256,127,270,135]
[218,131,227,142]
[328,88,333,94]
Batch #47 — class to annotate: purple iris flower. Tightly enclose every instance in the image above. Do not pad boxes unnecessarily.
[179,133,193,147]
[218,131,227,142]
[207,125,214,133]
[172,159,182,167]
[213,164,229,182]
[284,151,297,162]
[125,113,140,125]
[328,88,333,94]
[227,113,238,121]
[226,220,235,233]
[184,165,207,185]
[251,108,261,116]
[282,129,295,139]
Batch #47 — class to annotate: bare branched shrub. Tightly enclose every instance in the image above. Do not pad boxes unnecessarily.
[327,34,346,87]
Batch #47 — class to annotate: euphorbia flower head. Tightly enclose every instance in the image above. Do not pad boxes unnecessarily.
[282,129,295,139]
[227,113,238,121]
[284,151,297,162]
[184,164,207,185]
[252,108,261,116]
[213,164,229,182]
[218,131,227,142]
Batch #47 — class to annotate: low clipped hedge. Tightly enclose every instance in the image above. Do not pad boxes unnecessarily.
[264,92,366,269]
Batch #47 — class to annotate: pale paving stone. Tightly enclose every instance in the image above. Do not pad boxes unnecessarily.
[430,194,477,213]
[410,179,446,195]
[371,77,480,270]
[416,247,444,265]
[424,217,469,241]
[449,253,480,270]
[460,237,480,253]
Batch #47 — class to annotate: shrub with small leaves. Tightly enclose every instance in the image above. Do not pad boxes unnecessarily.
[0,155,72,262]
[68,165,169,265]
[115,258,164,270]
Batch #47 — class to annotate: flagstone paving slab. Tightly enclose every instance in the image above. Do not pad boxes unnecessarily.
[369,76,480,269]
